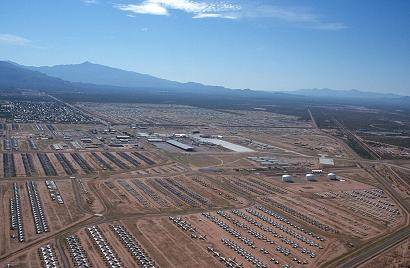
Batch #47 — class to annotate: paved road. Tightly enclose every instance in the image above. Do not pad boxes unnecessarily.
[339,226,410,268]
[3,111,409,267]
[309,111,410,267]
[327,160,410,268]
[0,180,255,266]
[307,108,319,129]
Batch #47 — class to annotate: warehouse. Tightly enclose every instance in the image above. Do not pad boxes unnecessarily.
[148,138,163,142]
[319,156,334,166]
[166,139,194,151]
[116,135,131,140]
[195,137,254,153]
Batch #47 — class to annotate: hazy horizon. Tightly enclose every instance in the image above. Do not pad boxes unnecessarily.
[3,59,408,97]
[1,0,409,95]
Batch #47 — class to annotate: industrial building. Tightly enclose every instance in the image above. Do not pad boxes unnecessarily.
[319,156,334,166]
[116,135,131,140]
[282,174,293,182]
[166,139,194,151]
[306,173,316,181]
[148,138,163,142]
[328,172,338,180]
[194,136,254,152]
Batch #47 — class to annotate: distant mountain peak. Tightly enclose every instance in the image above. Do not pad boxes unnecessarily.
[24,61,235,92]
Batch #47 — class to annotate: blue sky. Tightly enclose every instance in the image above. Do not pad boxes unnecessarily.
[0,0,409,94]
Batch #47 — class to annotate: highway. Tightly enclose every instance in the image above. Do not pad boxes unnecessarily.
[307,109,409,267]
[339,226,410,268]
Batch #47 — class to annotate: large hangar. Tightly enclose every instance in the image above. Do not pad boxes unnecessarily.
[166,139,194,151]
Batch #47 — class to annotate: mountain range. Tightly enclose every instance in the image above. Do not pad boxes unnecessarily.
[288,88,403,99]
[26,61,236,94]
[0,61,74,91]
[0,60,407,101]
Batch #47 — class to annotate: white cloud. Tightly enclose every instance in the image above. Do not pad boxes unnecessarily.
[114,1,346,29]
[115,0,240,19]
[117,1,169,15]
[193,13,237,19]
[82,0,98,4]
[247,6,317,22]
[245,5,347,30]
[0,34,31,46]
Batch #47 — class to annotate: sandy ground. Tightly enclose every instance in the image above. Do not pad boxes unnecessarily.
[0,120,408,268]
[31,154,46,177]
[46,153,66,176]
[63,153,85,175]
[126,208,342,268]
[360,238,409,268]
[13,154,26,177]
[0,153,4,178]
[0,180,88,259]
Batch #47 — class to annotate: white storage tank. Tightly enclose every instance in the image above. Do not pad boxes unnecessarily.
[327,172,337,180]
[306,173,316,181]
[282,174,293,182]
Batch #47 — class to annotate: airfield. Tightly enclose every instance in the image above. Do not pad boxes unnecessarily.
[0,97,409,268]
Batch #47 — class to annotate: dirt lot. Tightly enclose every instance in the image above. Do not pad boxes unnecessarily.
[0,180,89,256]
[361,238,409,268]
[0,115,408,268]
